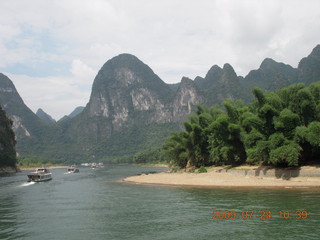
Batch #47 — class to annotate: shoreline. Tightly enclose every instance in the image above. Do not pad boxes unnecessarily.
[123,166,320,188]
[0,166,19,174]
[17,165,68,171]
[133,163,169,168]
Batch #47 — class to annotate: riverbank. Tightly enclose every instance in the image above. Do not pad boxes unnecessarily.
[0,166,19,174]
[123,165,320,188]
[1,165,69,174]
[133,163,169,168]
[18,165,68,170]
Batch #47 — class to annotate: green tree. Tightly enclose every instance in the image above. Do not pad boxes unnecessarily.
[163,132,189,168]
[208,100,246,165]
[163,81,320,169]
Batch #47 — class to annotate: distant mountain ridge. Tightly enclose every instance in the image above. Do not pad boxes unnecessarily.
[68,106,84,118]
[36,108,56,123]
[298,44,320,85]
[0,73,48,140]
[242,58,298,92]
[0,44,320,162]
[58,106,84,122]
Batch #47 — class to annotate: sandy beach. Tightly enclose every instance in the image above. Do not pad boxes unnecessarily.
[123,166,320,188]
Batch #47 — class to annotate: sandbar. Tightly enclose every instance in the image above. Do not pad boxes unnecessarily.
[123,168,320,188]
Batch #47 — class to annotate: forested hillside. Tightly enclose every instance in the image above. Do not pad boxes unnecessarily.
[164,82,320,168]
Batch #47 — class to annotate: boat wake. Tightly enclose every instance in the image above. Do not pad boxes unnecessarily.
[18,182,36,187]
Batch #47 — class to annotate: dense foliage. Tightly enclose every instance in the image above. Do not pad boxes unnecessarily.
[96,123,178,163]
[132,147,165,164]
[163,82,320,168]
[0,106,17,167]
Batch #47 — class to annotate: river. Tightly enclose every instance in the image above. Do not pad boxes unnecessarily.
[0,165,319,240]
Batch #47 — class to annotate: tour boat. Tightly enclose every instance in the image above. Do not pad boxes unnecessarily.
[27,168,52,182]
[67,165,80,173]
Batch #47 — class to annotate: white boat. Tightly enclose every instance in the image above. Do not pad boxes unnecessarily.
[98,162,105,168]
[90,162,104,169]
[27,168,52,182]
[67,166,79,173]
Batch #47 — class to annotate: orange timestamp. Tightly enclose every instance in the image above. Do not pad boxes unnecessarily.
[212,210,309,220]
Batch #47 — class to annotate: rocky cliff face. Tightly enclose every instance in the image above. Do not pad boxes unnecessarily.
[172,77,204,122]
[0,73,51,157]
[0,73,34,139]
[298,44,320,85]
[194,63,248,105]
[65,54,200,148]
[87,55,172,123]
[0,105,16,167]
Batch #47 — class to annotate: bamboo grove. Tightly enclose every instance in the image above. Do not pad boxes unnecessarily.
[163,82,320,168]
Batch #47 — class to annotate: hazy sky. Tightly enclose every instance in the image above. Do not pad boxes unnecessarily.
[0,0,319,119]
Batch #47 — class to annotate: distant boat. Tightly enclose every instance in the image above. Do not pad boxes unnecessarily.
[98,162,105,168]
[67,165,80,173]
[90,162,104,169]
[80,162,105,168]
[81,163,90,167]
[27,168,52,182]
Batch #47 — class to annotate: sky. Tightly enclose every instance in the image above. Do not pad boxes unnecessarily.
[0,0,319,120]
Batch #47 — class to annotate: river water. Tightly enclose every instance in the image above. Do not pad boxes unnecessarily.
[0,165,319,240]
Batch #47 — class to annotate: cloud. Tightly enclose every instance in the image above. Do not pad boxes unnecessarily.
[1,0,320,118]
[70,59,96,85]
[5,59,95,120]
